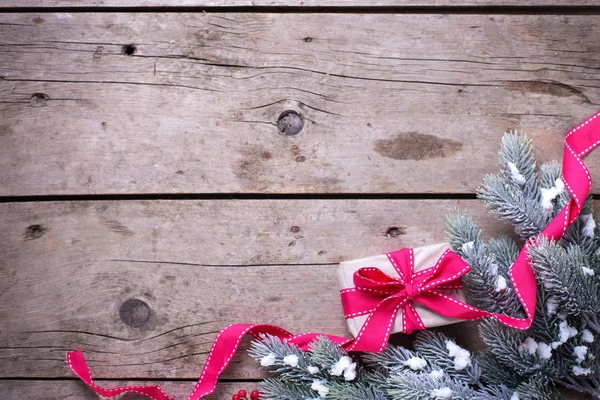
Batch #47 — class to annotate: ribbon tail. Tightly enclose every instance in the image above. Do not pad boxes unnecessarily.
[69,324,355,400]
[67,350,176,400]
[346,296,405,353]
[402,302,426,334]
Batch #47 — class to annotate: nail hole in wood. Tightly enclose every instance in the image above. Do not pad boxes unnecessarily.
[119,298,150,328]
[121,44,137,56]
[290,226,301,233]
[277,110,304,136]
[304,37,313,43]
[25,224,46,240]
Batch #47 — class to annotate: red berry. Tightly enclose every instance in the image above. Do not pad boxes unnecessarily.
[232,395,240,400]
[250,390,260,399]
[238,390,247,398]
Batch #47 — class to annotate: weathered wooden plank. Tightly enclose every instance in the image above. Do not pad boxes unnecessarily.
[1,13,599,195]
[0,381,593,400]
[0,380,249,400]
[0,0,598,7]
[0,199,512,379]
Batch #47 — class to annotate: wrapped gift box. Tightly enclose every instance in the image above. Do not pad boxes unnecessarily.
[338,242,467,337]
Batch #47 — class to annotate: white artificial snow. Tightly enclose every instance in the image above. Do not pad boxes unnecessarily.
[541,178,565,212]
[511,392,520,400]
[404,357,427,371]
[507,162,527,186]
[520,337,538,355]
[495,275,507,292]
[461,241,474,253]
[551,342,563,350]
[542,280,555,290]
[260,353,277,367]
[307,366,320,375]
[574,346,588,363]
[454,357,471,370]
[558,321,578,343]
[445,340,472,370]
[546,296,559,316]
[582,329,595,343]
[489,262,499,276]
[330,356,353,376]
[572,366,592,376]
[581,214,596,237]
[283,354,299,367]
[582,266,595,277]
[536,342,552,360]
[429,369,444,379]
[311,380,329,398]
[431,387,453,399]
[343,362,357,381]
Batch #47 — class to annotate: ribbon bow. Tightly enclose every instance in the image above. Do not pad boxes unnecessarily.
[340,248,473,352]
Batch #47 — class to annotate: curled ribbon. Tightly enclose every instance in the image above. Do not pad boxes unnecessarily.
[67,111,600,399]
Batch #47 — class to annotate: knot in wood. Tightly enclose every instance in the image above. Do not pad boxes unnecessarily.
[119,298,150,328]
[25,224,46,240]
[277,110,304,136]
[30,93,48,107]
[121,44,137,56]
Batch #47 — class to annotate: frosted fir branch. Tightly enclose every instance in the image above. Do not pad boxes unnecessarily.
[412,331,482,386]
[259,378,321,400]
[555,372,600,399]
[362,344,422,373]
[499,132,538,195]
[514,374,565,400]
[478,173,547,240]
[487,235,519,276]
[540,162,570,215]
[309,337,350,374]
[249,334,323,384]
[528,241,600,319]
[446,212,522,316]
[384,370,477,400]
[325,381,387,400]
[478,319,556,377]
[478,133,549,240]
[561,198,597,258]
[477,350,524,388]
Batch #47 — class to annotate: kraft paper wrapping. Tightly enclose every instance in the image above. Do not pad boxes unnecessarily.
[338,242,467,337]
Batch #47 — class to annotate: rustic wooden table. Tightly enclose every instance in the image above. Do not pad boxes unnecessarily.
[0,1,598,399]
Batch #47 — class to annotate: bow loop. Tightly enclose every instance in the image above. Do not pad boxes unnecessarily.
[353,267,405,295]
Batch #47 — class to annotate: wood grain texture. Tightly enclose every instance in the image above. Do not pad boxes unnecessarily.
[0,381,593,400]
[1,13,600,195]
[0,380,248,400]
[0,199,513,379]
[0,0,598,7]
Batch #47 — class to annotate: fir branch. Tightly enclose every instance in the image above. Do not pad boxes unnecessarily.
[326,381,387,400]
[477,132,552,240]
[362,344,421,372]
[412,330,482,386]
[249,334,322,384]
[384,370,476,400]
[446,212,522,316]
[528,241,600,318]
[259,378,320,400]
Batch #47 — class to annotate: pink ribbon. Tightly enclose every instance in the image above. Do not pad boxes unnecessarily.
[67,111,600,399]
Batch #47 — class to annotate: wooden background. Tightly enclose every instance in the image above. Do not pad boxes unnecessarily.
[0,1,599,399]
